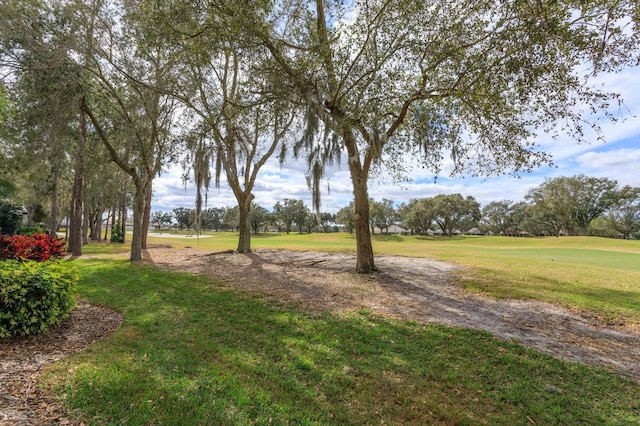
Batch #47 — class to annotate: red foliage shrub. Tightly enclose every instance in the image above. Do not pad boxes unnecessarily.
[0,233,66,262]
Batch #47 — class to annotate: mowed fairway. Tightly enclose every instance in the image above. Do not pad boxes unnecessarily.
[147,232,640,325]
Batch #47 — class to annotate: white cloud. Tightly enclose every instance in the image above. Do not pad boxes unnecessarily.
[577,148,640,168]
[573,149,640,187]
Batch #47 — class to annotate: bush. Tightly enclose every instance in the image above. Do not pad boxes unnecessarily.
[111,220,124,243]
[0,260,78,338]
[17,225,46,236]
[0,233,66,262]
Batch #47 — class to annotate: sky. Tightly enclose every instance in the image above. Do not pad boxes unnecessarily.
[151,67,640,215]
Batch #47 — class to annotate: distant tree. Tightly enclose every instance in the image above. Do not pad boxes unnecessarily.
[250,204,270,234]
[481,200,515,235]
[304,213,318,233]
[432,194,481,236]
[525,194,565,237]
[369,199,396,234]
[201,207,225,231]
[223,206,239,232]
[270,202,286,233]
[172,208,193,231]
[151,211,173,230]
[291,201,311,233]
[318,212,335,233]
[397,202,411,232]
[398,198,435,235]
[509,201,535,236]
[335,203,355,233]
[276,199,308,234]
[570,176,618,234]
[526,175,618,236]
[588,217,619,239]
[607,186,640,239]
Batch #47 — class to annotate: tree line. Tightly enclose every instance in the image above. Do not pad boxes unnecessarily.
[155,200,337,235]
[1,1,638,271]
[149,175,640,240]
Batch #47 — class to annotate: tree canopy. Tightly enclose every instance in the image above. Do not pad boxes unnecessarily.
[1,0,638,270]
[526,175,618,236]
[246,0,640,271]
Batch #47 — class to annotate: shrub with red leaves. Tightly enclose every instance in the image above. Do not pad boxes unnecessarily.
[0,233,67,262]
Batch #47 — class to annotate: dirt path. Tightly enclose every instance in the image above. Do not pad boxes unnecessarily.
[149,247,640,383]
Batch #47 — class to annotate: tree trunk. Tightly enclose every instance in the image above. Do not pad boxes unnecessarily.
[109,203,116,240]
[69,108,85,255]
[90,207,103,241]
[81,210,89,245]
[236,195,253,253]
[352,179,376,273]
[119,179,127,244]
[129,180,147,261]
[87,208,95,240]
[96,208,103,240]
[141,185,152,249]
[103,210,109,240]
[48,167,59,235]
[344,131,376,273]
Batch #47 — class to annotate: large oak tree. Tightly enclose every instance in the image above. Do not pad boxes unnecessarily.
[526,175,619,236]
[242,0,639,272]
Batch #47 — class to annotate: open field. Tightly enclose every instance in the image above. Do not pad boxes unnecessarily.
[144,232,640,324]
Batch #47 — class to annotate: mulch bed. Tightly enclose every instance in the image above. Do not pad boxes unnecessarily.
[1,303,122,425]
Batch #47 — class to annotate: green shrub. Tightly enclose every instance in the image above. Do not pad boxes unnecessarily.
[111,220,124,243]
[17,226,46,236]
[0,260,78,338]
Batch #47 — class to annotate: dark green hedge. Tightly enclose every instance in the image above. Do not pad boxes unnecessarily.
[0,260,78,338]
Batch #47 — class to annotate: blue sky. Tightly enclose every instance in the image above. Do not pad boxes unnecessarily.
[152,67,640,214]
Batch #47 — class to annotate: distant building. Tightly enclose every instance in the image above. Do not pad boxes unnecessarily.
[465,227,483,235]
[372,224,409,234]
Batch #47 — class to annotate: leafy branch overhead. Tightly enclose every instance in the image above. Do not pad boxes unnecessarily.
[0,0,638,272]
[247,0,640,271]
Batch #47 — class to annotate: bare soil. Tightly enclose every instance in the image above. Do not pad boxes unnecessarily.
[2,246,639,424]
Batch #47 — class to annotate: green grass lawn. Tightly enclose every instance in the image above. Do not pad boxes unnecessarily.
[46,256,640,425]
